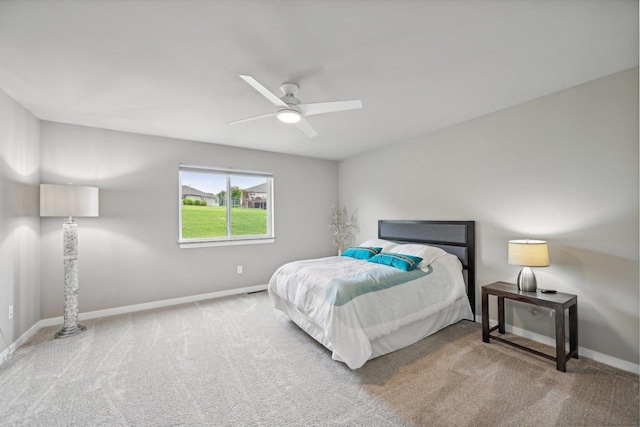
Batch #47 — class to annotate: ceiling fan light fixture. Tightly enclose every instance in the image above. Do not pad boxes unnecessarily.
[277,109,302,124]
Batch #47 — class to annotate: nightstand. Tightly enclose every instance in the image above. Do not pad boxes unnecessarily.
[481,281,578,372]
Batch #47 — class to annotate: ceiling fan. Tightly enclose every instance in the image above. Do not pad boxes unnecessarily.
[228,75,363,137]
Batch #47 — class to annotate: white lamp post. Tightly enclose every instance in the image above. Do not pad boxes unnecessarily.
[40,184,99,338]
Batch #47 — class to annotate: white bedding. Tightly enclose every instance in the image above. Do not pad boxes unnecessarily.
[268,252,472,369]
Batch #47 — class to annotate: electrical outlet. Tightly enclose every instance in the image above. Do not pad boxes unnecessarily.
[237,265,243,274]
[8,305,13,320]
[530,307,543,319]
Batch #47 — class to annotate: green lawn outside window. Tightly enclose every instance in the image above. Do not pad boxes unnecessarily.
[181,205,267,238]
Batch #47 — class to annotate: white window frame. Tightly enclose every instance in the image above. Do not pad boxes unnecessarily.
[178,165,275,248]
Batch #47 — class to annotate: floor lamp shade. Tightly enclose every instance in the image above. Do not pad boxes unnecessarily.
[40,184,99,217]
[40,184,99,338]
[508,240,549,292]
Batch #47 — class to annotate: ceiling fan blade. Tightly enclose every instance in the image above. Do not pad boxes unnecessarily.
[298,100,362,116]
[227,112,276,125]
[294,117,318,137]
[239,75,288,108]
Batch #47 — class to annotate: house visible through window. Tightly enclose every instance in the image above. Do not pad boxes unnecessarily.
[179,165,274,246]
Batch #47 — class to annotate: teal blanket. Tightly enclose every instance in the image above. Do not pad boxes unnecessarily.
[326,265,433,306]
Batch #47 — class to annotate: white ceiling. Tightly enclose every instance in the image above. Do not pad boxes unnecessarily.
[0,1,637,161]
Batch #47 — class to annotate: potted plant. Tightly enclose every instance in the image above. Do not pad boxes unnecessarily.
[330,205,359,255]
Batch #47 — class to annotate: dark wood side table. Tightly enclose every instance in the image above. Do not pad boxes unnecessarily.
[482,281,578,372]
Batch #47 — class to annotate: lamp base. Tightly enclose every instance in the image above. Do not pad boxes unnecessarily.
[517,267,537,292]
[55,324,86,339]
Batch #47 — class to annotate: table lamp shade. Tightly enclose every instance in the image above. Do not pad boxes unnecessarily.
[40,184,99,217]
[508,240,549,267]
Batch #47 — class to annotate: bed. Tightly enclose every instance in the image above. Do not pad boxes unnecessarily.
[268,220,476,369]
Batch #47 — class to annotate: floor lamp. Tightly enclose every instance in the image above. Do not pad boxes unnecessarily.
[40,184,99,338]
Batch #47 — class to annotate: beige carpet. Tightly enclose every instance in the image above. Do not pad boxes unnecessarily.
[0,291,637,426]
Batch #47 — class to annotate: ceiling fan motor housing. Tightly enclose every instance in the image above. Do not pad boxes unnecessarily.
[280,82,300,105]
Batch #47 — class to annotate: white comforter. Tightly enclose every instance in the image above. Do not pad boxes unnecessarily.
[268,253,470,369]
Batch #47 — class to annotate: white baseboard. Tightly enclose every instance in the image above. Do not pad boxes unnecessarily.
[1,284,268,365]
[475,315,639,375]
[0,320,44,364]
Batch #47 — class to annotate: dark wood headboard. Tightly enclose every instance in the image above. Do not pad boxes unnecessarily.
[378,220,476,318]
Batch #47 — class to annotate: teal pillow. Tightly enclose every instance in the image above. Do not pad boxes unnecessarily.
[341,247,382,260]
[368,253,423,271]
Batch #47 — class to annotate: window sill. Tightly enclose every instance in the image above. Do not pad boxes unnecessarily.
[179,238,275,249]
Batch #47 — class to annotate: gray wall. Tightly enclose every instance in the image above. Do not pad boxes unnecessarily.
[40,122,338,318]
[0,88,40,348]
[339,68,639,365]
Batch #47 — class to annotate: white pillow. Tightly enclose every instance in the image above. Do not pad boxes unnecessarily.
[388,244,447,266]
[359,239,398,252]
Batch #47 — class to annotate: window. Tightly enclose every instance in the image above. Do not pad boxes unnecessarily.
[179,165,274,247]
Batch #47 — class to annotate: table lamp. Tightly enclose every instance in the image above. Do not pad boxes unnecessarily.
[40,184,99,338]
[508,239,549,292]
